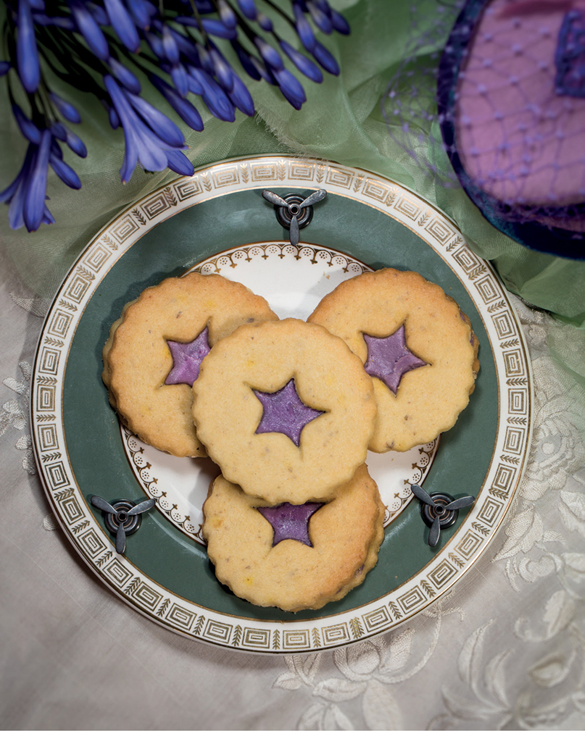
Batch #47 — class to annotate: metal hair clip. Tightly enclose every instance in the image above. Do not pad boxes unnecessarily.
[90,495,155,554]
[411,484,475,548]
[262,189,327,246]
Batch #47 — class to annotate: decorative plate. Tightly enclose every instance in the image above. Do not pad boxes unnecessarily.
[31,156,532,654]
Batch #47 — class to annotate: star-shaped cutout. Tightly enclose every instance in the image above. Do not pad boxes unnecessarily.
[253,378,325,447]
[364,325,427,394]
[165,326,210,386]
[257,502,324,547]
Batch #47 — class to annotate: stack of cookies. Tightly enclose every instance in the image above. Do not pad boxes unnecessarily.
[103,269,479,612]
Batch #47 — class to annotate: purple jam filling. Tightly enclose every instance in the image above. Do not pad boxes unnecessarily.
[364,325,427,394]
[257,501,324,547]
[165,326,211,387]
[253,378,325,447]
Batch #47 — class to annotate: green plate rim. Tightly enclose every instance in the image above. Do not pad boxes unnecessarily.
[31,155,533,654]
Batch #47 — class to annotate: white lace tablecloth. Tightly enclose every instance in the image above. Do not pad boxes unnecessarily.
[1,248,585,730]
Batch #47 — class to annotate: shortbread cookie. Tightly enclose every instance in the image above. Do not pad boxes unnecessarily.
[308,268,479,452]
[103,273,278,457]
[192,318,377,503]
[202,465,385,612]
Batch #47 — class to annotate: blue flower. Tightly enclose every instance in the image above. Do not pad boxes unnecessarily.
[293,4,316,52]
[50,121,67,141]
[257,13,273,32]
[0,146,34,229]
[237,0,257,20]
[126,0,153,30]
[312,40,339,75]
[174,16,237,40]
[1,0,351,233]
[103,100,121,129]
[217,0,237,29]
[170,62,189,98]
[150,74,204,131]
[330,8,350,35]
[196,46,215,76]
[161,25,180,63]
[110,108,120,128]
[109,58,141,93]
[104,0,140,53]
[106,76,169,180]
[255,37,283,71]
[26,131,53,231]
[307,1,332,34]
[231,41,262,81]
[187,67,235,122]
[65,128,87,157]
[152,23,189,97]
[230,75,255,116]
[87,1,109,26]
[183,68,202,95]
[104,75,188,182]
[69,0,110,61]
[209,47,235,92]
[50,153,82,189]
[0,122,85,231]
[192,0,214,11]
[42,207,55,225]
[249,55,275,84]
[126,90,186,147]
[0,130,51,232]
[273,67,306,109]
[165,25,200,66]
[12,105,42,144]
[145,30,165,60]
[52,122,87,157]
[50,93,82,124]
[279,40,323,83]
[201,17,237,39]
[31,13,75,30]
[166,148,195,176]
[17,0,41,93]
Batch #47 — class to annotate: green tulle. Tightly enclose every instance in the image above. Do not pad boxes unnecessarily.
[1,0,584,329]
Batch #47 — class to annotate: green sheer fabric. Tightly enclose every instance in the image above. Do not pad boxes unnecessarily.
[1,0,584,327]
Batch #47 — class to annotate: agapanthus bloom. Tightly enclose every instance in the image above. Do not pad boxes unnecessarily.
[0,0,350,231]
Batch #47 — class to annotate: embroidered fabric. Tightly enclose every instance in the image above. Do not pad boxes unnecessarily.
[1,0,584,725]
[1,260,584,729]
[270,298,585,731]
[1,0,585,320]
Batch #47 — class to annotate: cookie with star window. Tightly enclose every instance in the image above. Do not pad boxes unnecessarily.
[308,268,479,452]
[102,272,278,457]
[202,464,385,612]
[192,318,377,504]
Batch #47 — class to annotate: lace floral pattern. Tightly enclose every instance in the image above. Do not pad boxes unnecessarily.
[275,601,465,730]
[0,292,50,475]
[276,299,585,730]
[424,301,585,730]
[2,272,584,729]
[1,360,35,475]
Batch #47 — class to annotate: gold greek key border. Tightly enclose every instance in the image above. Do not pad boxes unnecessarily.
[31,156,532,654]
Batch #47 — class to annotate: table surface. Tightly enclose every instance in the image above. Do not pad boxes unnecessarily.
[2,0,585,725]
[1,235,585,730]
